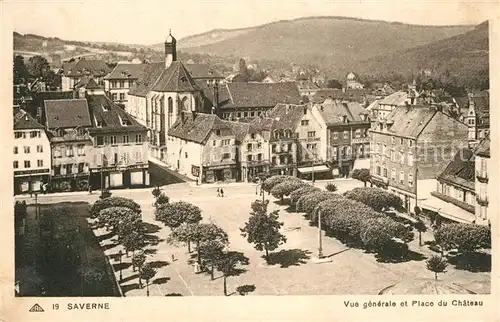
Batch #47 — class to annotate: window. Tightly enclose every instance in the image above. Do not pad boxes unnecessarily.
[301,120,309,126]
[333,132,338,140]
[78,163,85,173]
[272,156,277,165]
[355,130,361,138]
[77,144,85,156]
[222,153,231,159]
[53,165,61,175]
[383,144,387,157]
[468,119,475,125]
[15,132,23,139]
[112,93,118,101]
[408,152,414,166]
[185,152,188,158]
[383,168,388,178]
[391,137,395,145]
[222,139,231,146]
[118,93,125,101]
[257,141,262,149]
[66,164,72,174]
[247,155,253,162]
[376,166,381,175]
[400,138,404,145]
[391,168,396,181]
[215,130,221,136]
[308,131,316,138]
[110,136,117,145]
[343,131,349,139]
[272,144,277,153]
[36,145,43,153]
[135,151,142,162]
[257,153,262,161]
[408,173,414,187]
[408,140,413,147]
[24,146,30,154]
[123,135,129,144]
[399,151,404,164]
[119,81,125,88]
[97,136,104,146]
[37,160,43,167]
[30,131,40,138]
[135,134,142,143]
[247,143,252,151]
[66,145,74,157]
[13,161,18,169]
[213,140,217,146]
[399,171,404,184]
[288,143,293,152]
[390,149,395,162]
[236,113,241,118]
[24,160,31,168]
[14,146,18,154]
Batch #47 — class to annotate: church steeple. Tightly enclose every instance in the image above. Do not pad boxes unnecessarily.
[165,29,177,69]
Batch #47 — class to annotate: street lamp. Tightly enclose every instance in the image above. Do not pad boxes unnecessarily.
[117,250,124,283]
[317,209,323,258]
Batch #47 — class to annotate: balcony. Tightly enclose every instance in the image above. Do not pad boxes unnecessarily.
[476,195,489,206]
[476,170,488,183]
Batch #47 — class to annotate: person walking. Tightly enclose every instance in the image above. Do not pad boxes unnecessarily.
[171,254,175,263]
[220,188,224,198]
[217,188,220,197]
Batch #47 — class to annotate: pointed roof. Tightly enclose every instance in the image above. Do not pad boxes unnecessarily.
[61,58,111,77]
[104,63,148,80]
[184,63,223,80]
[86,95,145,133]
[384,106,437,138]
[266,103,308,131]
[44,99,92,129]
[128,62,165,97]
[475,136,490,158]
[152,61,200,92]
[438,148,475,191]
[168,113,228,144]
[75,76,102,90]
[316,100,368,125]
[13,108,45,130]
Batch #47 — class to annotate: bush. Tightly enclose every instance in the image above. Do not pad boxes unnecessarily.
[155,201,202,228]
[151,186,161,198]
[351,169,361,180]
[155,193,169,206]
[296,191,342,215]
[99,190,112,199]
[98,206,141,231]
[289,186,321,207]
[344,187,402,212]
[434,223,491,254]
[325,182,338,192]
[270,181,309,200]
[262,175,301,193]
[89,196,141,218]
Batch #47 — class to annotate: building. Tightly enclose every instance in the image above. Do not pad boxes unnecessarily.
[202,81,302,121]
[296,80,320,100]
[86,95,149,189]
[346,72,364,89]
[238,120,270,182]
[166,112,240,183]
[43,99,94,192]
[13,108,52,195]
[464,91,489,146]
[60,58,111,91]
[311,99,371,177]
[474,136,490,225]
[184,62,224,84]
[373,89,417,119]
[311,88,370,106]
[103,63,147,106]
[370,104,469,213]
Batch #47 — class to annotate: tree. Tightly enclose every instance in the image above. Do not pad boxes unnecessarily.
[289,186,321,207]
[325,183,338,192]
[236,284,256,296]
[168,223,195,253]
[98,206,140,233]
[434,223,490,256]
[198,240,225,280]
[344,187,402,212]
[270,181,308,201]
[13,55,28,85]
[357,169,372,187]
[132,251,146,273]
[121,230,146,257]
[89,197,141,219]
[351,169,361,180]
[262,175,301,193]
[360,218,394,252]
[155,193,169,206]
[139,263,157,296]
[155,201,202,229]
[215,251,249,296]
[151,186,161,199]
[26,55,51,79]
[414,220,427,246]
[296,191,342,215]
[326,79,342,89]
[191,223,229,266]
[425,255,448,280]
[240,200,287,262]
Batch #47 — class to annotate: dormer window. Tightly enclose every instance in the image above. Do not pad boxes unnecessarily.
[343,115,348,123]
[96,121,103,128]
[102,104,109,112]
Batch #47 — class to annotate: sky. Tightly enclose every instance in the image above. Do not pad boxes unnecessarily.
[4,0,497,45]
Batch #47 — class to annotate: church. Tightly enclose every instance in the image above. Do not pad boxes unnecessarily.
[126,31,213,160]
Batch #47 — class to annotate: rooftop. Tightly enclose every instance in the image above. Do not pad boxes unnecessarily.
[86,95,145,133]
[105,63,148,80]
[379,91,409,106]
[61,58,111,77]
[316,99,369,125]
[184,63,223,80]
[13,108,45,130]
[475,136,490,157]
[168,113,228,144]
[383,105,437,138]
[437,148,475,191]
[266,103,309,131]
[44,99,92,129]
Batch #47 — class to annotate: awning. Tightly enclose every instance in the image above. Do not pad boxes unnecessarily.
[297,165,330,174]
[352,158,370,171]
[419,196,475,224]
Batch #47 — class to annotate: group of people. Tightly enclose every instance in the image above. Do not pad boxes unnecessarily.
[216,188,224,198]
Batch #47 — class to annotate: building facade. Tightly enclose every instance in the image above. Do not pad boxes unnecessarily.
[13,109,52,194]
[103,63,147,107]
[370,104,468,213]
[464,91,489,146]
[475,137,490,225]
[60,58,111,91]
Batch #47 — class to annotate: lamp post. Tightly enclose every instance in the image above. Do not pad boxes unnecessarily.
[34,192,39,220]
[117,250,123,283]
[318,209,323,258]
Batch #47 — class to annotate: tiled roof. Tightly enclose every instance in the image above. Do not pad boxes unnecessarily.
[152,61,201,92]
[105,63,147,80]
[311,88,368,104]
[13,108,45,130]
[266,103,308,131]
[74,76,102,90]
[385,105,437,138]
[438,148,475,190]
[222,82,301,109]
[44,99,92,129]
[472,95,489,125]
[86,95,145,132]
[475,136,490,157]
[249,116,275,133]
[168,113,228,144]
[379,91,409,106]
[61,59,111,77]
[128,62,164,97]
[184,63,223,80]
[317,99,369,125]
[224,120,250,142]
[296,80,319,91]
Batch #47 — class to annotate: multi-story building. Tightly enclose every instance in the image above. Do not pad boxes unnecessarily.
[311,99,371,177]
[166,112,239,183]
[296,80,319,100]
[184,62,224,84]
[103,63,147,107]
[13,108,52,194]
[370,104,468,213]
[464,91,489,146]
[372,83,420,119]
[60,58,111,91]
[238,121,270,182]
[86,94,150,189]
[43,99,94,191]
[474,136,490,225]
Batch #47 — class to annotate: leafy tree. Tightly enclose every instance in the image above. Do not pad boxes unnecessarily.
[155,201,202,229]
[262,175,301,193]
[97,206,140,233]
[168,223,194,253]
[121,229,146,257]
[296,191,342,215]
[414,220,427,246]
[155,193,170,206]
[139,263,157,296]
[434,223,490,255]
[240,200,287,262]
[215,251,249,296]
[325,183,338,192]
[236,284,256,296]
[425,255,448,280]
[13,55,28,85]
[89,197,141,218]
[26,55,51,79]
[344,187,402,212]
[191,223,229,265]
[132,251,146,272]
[289,186,320,207]
[151,186,161,199]
[351,169,361,180]
[270,181,308,201]
[198,240,225,280]
[360,217,394,252]
[357,169,372,187]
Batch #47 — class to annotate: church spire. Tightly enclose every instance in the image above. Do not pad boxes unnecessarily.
[165,29,177,69]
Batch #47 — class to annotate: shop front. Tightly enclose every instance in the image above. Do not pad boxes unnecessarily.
[269,164,296,177]
[297,164,332,181]
[14,169,50,195]
[202,164,237,183]
[89,164,149,190]
[241,162,269,182]
[50,172,90,192]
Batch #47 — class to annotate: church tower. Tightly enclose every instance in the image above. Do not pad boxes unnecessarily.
[165,29,177,69]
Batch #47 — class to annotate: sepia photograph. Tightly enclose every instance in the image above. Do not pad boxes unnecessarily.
[3,0,496,317]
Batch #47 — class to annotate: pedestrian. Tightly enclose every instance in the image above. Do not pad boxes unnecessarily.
[171,254,175,262]
[217,188,220,197]
[220,188,224,198]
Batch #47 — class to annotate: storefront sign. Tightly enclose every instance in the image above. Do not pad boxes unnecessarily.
[351,138,370,144]
[192,165,200,177]
[14,169,50,176]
